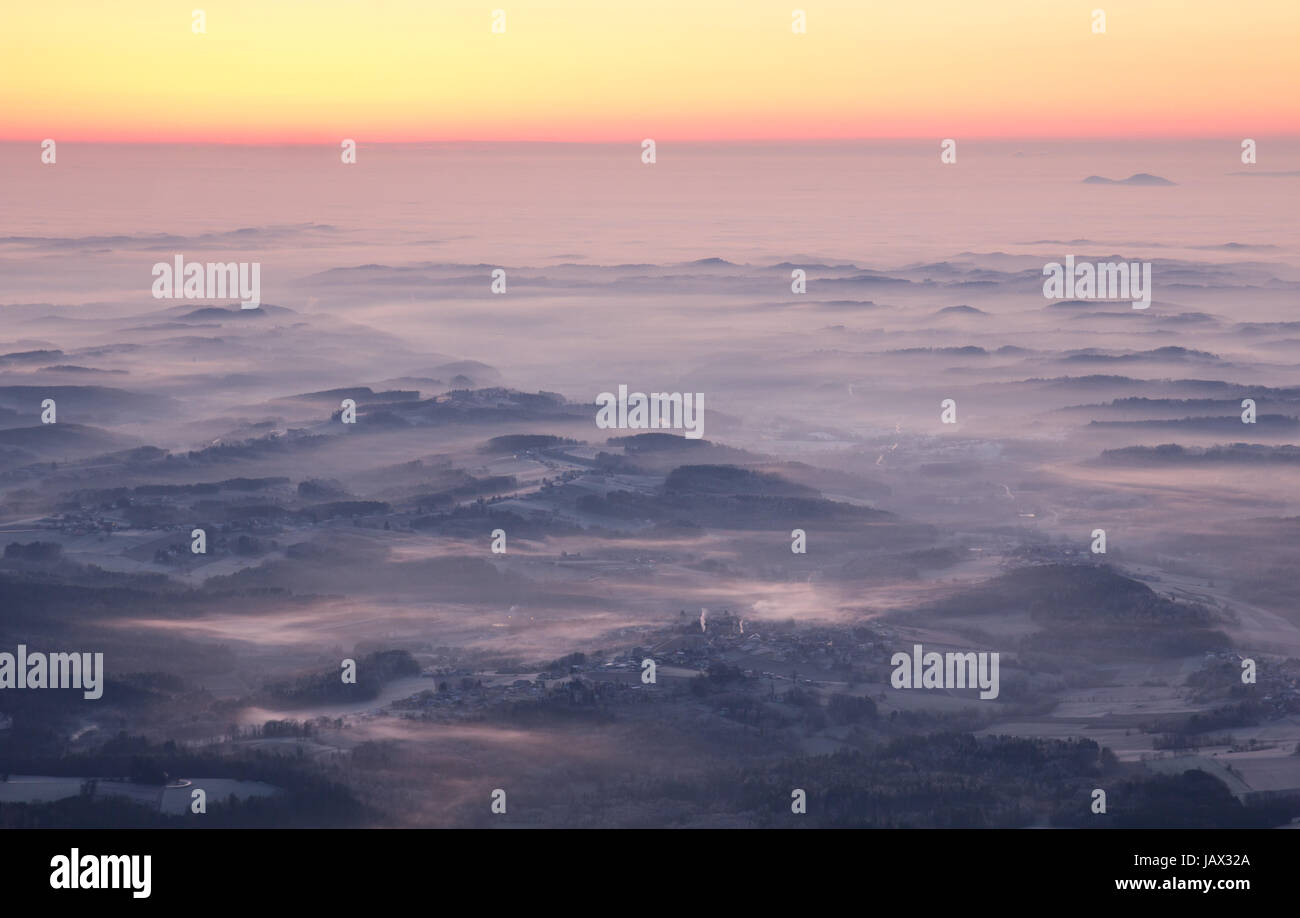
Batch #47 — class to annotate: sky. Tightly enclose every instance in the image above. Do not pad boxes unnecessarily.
[1,1,1297,142]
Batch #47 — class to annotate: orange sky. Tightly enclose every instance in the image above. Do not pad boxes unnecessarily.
[2,1,1297,142]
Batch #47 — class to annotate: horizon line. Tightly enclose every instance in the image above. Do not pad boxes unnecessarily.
[5,134,1300,146]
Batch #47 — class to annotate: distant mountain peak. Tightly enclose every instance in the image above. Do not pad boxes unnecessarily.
[1082,173,1176,186]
